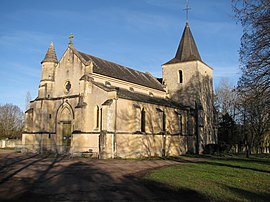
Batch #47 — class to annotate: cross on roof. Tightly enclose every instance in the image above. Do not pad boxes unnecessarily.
[69,33,74,45]
[183,0,191,23]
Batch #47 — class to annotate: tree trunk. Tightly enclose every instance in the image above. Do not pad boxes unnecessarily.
[245,144,249,158]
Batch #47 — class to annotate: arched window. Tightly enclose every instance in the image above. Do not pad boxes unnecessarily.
[162,112,166,132]
[156,108,165,132]
[178,70,183,83]
[100,108,103,130]
[105,81,111,87]
[94,106,99,128]
[141,108,146,132]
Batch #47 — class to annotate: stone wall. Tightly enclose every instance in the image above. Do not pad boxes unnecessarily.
[0,139,21,148]
[114,133,187,158]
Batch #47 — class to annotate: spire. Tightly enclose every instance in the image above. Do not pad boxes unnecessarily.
[41,42,58,64]
[176,1,201,62]
[175,22,202,62]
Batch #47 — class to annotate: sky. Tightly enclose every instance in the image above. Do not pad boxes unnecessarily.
[0,0,243,111]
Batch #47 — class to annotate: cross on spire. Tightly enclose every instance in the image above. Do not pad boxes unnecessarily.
[69,33,74,45]
[183,0,191,23]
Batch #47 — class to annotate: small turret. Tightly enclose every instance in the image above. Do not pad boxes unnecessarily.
[38,42,58,99]
[41,42,58,81]
[41,42,58,64]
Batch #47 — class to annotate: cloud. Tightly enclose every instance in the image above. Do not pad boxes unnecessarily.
[214,66,240,77]
[0,31,56,54]
[144,0,179,10]
[213,63,241,86]
[1,62,40,79]
[124,11,177,32]
[0,61,40,110]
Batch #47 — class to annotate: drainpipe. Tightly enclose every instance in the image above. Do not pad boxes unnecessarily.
[162,111,166,157]
[195,101,200,155]
[113,88,119,158]
[41,133,44,154]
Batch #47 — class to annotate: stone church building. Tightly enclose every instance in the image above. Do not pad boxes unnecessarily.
[22,21,217,158]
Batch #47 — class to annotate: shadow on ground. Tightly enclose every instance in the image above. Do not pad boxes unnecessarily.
[0,154,208,202]
[169,155,270,174]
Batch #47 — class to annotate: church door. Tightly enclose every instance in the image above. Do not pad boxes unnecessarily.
[62,122,72,153]
[57,105,74,154]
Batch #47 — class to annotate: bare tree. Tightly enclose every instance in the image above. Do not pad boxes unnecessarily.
[232,0,270,156]
[214,79,236,117]
[0,104,24,139]
[214,79,242,153]
[236,89,270,156]
[232,0,270,98]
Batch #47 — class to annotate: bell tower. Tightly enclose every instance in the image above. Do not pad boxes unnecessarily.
[162,22,207,105]
[162,3,216,153]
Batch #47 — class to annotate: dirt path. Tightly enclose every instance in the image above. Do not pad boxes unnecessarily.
[0,150,208,202]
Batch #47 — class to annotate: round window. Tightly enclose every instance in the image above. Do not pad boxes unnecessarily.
[65,81,71,93]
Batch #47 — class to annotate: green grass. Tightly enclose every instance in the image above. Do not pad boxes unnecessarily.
[0,147,15,150]
[144,155,270,202]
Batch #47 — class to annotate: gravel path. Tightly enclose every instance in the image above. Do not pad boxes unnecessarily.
[0,150,207,202]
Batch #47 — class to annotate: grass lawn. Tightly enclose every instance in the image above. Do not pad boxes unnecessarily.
[144,155,270,202]
[0,147,15,150]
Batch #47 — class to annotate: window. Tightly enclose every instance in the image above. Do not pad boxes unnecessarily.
[100,108,103,130]
[156,108,165,132]
[141,108,146,132]
[65,81,71,93]
[178,70,183,83]
[105,81,111,87]
[94,106,99,128]
[162,112,166,132]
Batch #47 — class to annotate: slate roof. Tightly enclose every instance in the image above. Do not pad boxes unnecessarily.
[117,89,183,109]
[74,49,164,91]
[93,82,185,109]
[164,22,202,65]
[41,42,58,64]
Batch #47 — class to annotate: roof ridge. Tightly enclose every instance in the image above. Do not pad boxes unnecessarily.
[69,46,91,65]
[78,50,152,75]
[77,50,165,91]
[93,82,185,109]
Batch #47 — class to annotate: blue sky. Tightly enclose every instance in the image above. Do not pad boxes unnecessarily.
[0,0,242,110]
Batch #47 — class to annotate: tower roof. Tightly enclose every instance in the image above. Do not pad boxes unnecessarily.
[41,42,58,64]
[164,22,202,65]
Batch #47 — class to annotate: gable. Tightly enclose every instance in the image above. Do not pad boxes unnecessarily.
[53,47,85,97]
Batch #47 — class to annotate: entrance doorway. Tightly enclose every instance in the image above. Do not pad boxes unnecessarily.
[62,122,71,153]
[56,104,74,154]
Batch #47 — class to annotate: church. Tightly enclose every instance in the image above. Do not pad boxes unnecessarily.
[22,18,217,158]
